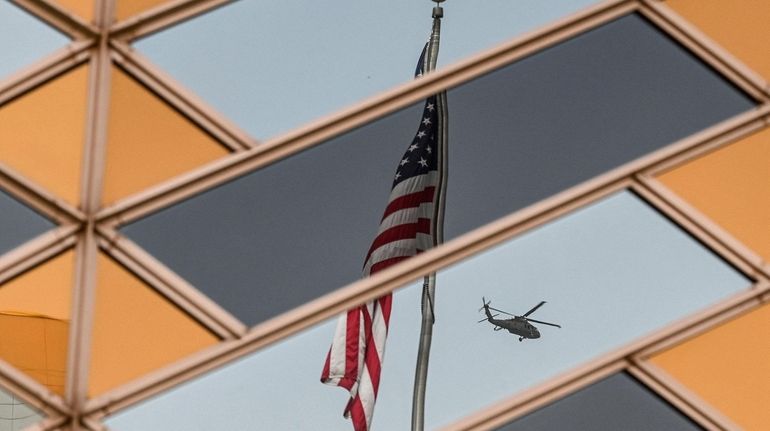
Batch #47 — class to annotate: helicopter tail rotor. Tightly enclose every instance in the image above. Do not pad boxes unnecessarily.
[478,296,492,312]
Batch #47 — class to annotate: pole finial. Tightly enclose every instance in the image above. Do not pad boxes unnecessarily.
[432,0,444,19]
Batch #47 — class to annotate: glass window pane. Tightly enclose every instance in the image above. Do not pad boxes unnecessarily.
[495,373,701,430]
[0,250,75,395]
[122,14,754,327]
[88,253,219,396]
[0,189,54,256]
[102,68,230,205]
[650,303,770,430]
[657,127,770,261]
[0,2,68,81]
[0,66,89,206]
[666,0,770,81]
[106,191,748,430]
[0,386,44,431]
[135,0,602,138]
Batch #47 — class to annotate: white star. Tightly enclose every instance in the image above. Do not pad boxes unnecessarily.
[408,144,419,152]
[418,158,428,167]
[422,117,431,126]
[400,158,409,166]
[416,131,426,138]
[426,146,432,154]
[426,103,435,112]
[394,172,401,180]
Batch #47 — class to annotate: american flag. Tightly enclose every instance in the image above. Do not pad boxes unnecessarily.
[321,42,442,431]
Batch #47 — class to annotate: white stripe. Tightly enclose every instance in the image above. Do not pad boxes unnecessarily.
[324,313,350,383]
[386,171,438,205]
[376,205,433,237]
[362,239,416,276]
[357,367,375,428]
[416,232,432,251]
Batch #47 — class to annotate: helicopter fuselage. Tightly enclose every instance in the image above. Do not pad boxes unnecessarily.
[488,316,540,339]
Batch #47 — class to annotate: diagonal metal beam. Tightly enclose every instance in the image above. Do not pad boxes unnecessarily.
[9,0,98,40]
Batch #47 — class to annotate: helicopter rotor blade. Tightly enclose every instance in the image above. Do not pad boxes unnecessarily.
[476,313,499,323]
[522,301,546,317]
[486,305,515,317]
[524,317,561,328]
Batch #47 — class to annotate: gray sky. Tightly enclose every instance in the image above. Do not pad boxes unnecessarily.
[135,0,602,139]
[0,2,67,80]
[108,191,749,430]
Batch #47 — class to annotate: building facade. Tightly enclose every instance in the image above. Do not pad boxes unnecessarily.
[0,0,767,429]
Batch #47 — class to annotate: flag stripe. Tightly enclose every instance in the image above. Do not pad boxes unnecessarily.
[380,186,436,222]
[322,39,443,431]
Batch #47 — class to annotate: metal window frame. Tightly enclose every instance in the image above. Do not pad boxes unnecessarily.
[0,0,766,429]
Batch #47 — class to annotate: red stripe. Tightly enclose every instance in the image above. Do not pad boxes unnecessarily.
[342,308,360,391]
[379,294,392,327]
[364,218,431,265]
[381,186,435,222]
[347,396,368,431]
[320,348,331,382]
[361,307,378,391]
[369,256,410,275]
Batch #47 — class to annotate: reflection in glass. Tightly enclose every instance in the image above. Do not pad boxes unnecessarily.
[0,2,68,81]
[136,0,601,138]
[123,14,754,328]
[0,190,54,256]
[0,387,43,431]
[496,373,701,430]
[107,191,748,430]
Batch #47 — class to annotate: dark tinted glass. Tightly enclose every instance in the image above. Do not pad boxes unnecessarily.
[496,373,702,431]
[0,189,54,255]
[122,14,755,326]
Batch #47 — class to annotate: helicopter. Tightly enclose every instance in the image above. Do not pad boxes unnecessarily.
[478,297,561,341]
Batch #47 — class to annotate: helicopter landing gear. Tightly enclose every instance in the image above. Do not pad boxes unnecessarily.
[518,337,523,342]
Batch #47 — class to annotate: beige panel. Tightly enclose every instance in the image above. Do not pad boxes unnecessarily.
[53,0,93,22]
[666,0,770,80]
[102,68,229,205]
[651,303,770,429]
[657,127,770,261]
[88,254,219,395]
[0,67,88,205]
[116,0,173,23]
[0,251,75,394]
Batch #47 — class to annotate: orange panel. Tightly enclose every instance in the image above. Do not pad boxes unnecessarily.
[650,303,770,429]
[656,128,770,260]
[88,254,219,395]
[116,0,171,21]
[0,66,88,206]
[666,0,770,80]
[53,0,93,22]
[0,250,75,394]
[102,68,229,205]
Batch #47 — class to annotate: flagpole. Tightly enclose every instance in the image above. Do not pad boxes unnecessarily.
[412,2,447,430]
